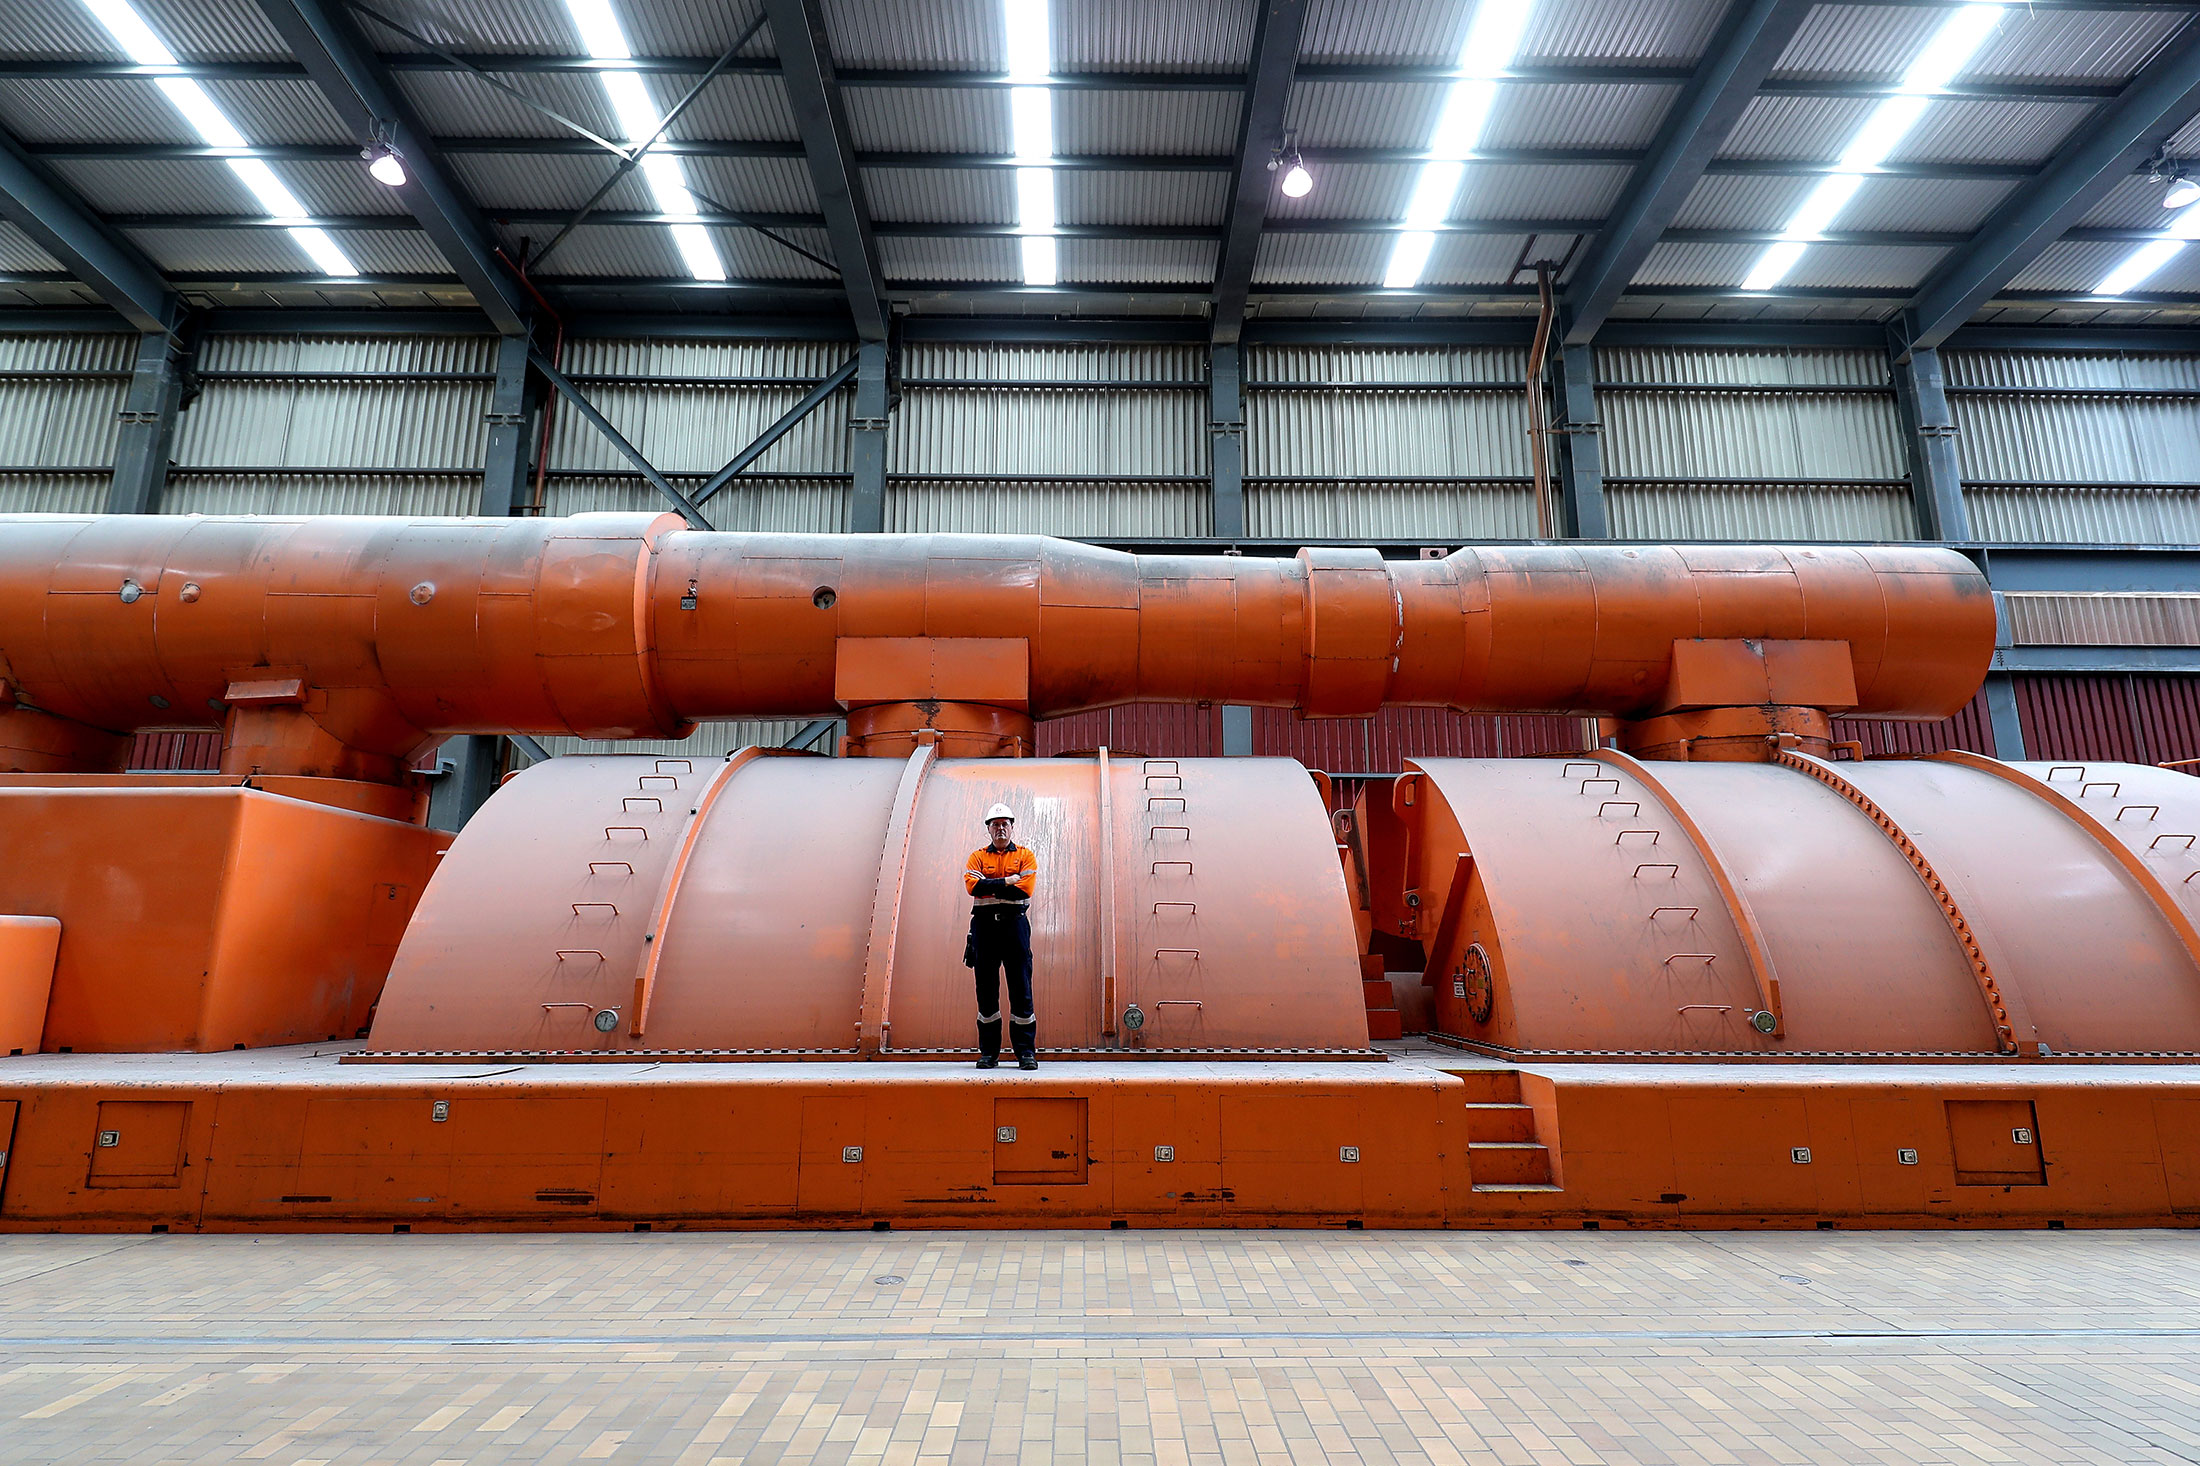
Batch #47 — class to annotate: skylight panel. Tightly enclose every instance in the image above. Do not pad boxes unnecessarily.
[1382,0,1540,291]
[560,0,726,282]
[78,0,359,278]
[1003,0,1056,285]
[1739,3,2006,293]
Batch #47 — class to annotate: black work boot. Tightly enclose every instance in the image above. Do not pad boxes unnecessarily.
[976,1055,999,1070]
[1017,1055,1038,1070]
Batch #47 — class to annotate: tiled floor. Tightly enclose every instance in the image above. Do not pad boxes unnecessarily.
[0,1229,2195,1465]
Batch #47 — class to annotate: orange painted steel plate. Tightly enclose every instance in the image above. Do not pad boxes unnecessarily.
[368,754,1370,1058]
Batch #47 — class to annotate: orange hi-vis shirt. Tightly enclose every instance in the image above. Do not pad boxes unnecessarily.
[964,843,1038,908]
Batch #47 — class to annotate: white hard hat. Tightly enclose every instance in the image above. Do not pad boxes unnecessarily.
[984,803,1016,824]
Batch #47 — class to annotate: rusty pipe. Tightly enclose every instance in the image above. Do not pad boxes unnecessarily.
[0,514,1995,761]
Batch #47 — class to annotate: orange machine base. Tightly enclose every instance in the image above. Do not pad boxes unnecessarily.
[2,1046,2195,1231]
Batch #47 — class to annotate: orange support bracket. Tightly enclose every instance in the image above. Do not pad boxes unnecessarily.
[1097,745,1120,1039]
[856,739,937,1057]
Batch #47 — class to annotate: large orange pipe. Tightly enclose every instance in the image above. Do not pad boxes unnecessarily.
[0,513,1994,757]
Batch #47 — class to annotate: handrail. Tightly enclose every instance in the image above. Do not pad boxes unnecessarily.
[1593,749,1786,1038]
[856,740,937,1056]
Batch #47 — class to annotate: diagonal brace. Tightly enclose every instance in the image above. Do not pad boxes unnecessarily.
[528,348,711,528]
[695,355,860,504]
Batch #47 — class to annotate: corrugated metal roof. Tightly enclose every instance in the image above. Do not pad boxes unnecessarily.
[520,221,836,279]
[2007,239,2128,293]
[1056,170,1226,227]
[604,0,785,58]
[393,70,620,141]
[1784,242,1948,289]
[844,86,1010,153]
[131,0,293,60]
[1057,238,1217,282]
[681,155,823,213]
[0,80,197,143]
[1481,82,1679,151]
[1717,94,1877,159]
[1896,100,2095,166]
[1,0,116,59]
[1054,88,1241,155]
[1265,162,1417,221]
[818,0,1001,70]
[2078,174,2185,231]
[127,227,453,274]
[350,0,576,55]
[661,74,801,143]
[879,234,1019,281]
[1518,0,1725,66]
[1284,81,1446,150]
[1673,173,2014,234]
[862,167,1012,223]
[1453,161,1634,220]
[1055,0,1253,72]
[1772,6,2186,84]
[1419,232,1542,286]
[453,153,660,212]
[1300,0,1473,66]
[49,156,406,216]
[0,222,62,272]
[1251,232,1390,285]
[1634,239,1758,286]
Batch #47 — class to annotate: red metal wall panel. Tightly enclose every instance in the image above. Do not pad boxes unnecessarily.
[1257,707,1583,770]
[127,732,221,771]
[1832,689,1997,758]
[2015,674,2200,772]
[1035,704,1222,758]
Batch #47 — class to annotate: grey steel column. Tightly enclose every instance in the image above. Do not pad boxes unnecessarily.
[479,333,537,518]
[1210,343,1246,539]
[1548,340,1607,539]
[1983,670,2026,759]
[1891,343,1972,541]
[426,734,506,833]
[106,331,187,515]
[1221,705,1254,757]
[848,339,890,533]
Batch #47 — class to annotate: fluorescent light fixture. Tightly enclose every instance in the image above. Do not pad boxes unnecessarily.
[559,0,726,281]
[1002,0,1058,286]
[1739,3,2005,292]
[1382,0,1540,289]
[2092,201,2200,295]
[79,0,359,277]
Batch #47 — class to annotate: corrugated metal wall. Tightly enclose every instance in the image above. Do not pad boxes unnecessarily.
[1830,690,1998,757]
[1244,344,1534,539]
[1598,346,1916,540]
[1948,350,2200,544]
[8,330,2200,548]
[544,337,850,529]
[889,342,1205,536]
[2012,674,2200,768]
[0,332,130,514]
[170,334,495,516]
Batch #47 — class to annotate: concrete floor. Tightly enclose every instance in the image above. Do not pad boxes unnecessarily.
[0,1229,2195,1465]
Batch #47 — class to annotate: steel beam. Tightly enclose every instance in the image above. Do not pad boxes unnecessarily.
[106,331,189,514]
[1563,0,1813,345]
[1547,339,1607,537]
[527,348,711,529]
[1896,18,2200,355]
[1890,341,1973,540]
[480,333,537,517]
[252,0,532,336]
[848,341,891,532]
[764,0,889,342]
[1213,0,1310,345]
[1210,344,1247,538]
[0,127,178,335]
[1982,670,2027,758]
[696,355,860,504]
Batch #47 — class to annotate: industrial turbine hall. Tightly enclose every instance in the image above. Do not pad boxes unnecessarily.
[0,0,2198,1460]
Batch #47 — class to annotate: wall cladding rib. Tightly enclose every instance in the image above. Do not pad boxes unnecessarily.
[543,474,846,532]
[1247,480,1533,539]
[887,479,1209,537]
[0,334,132,496]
